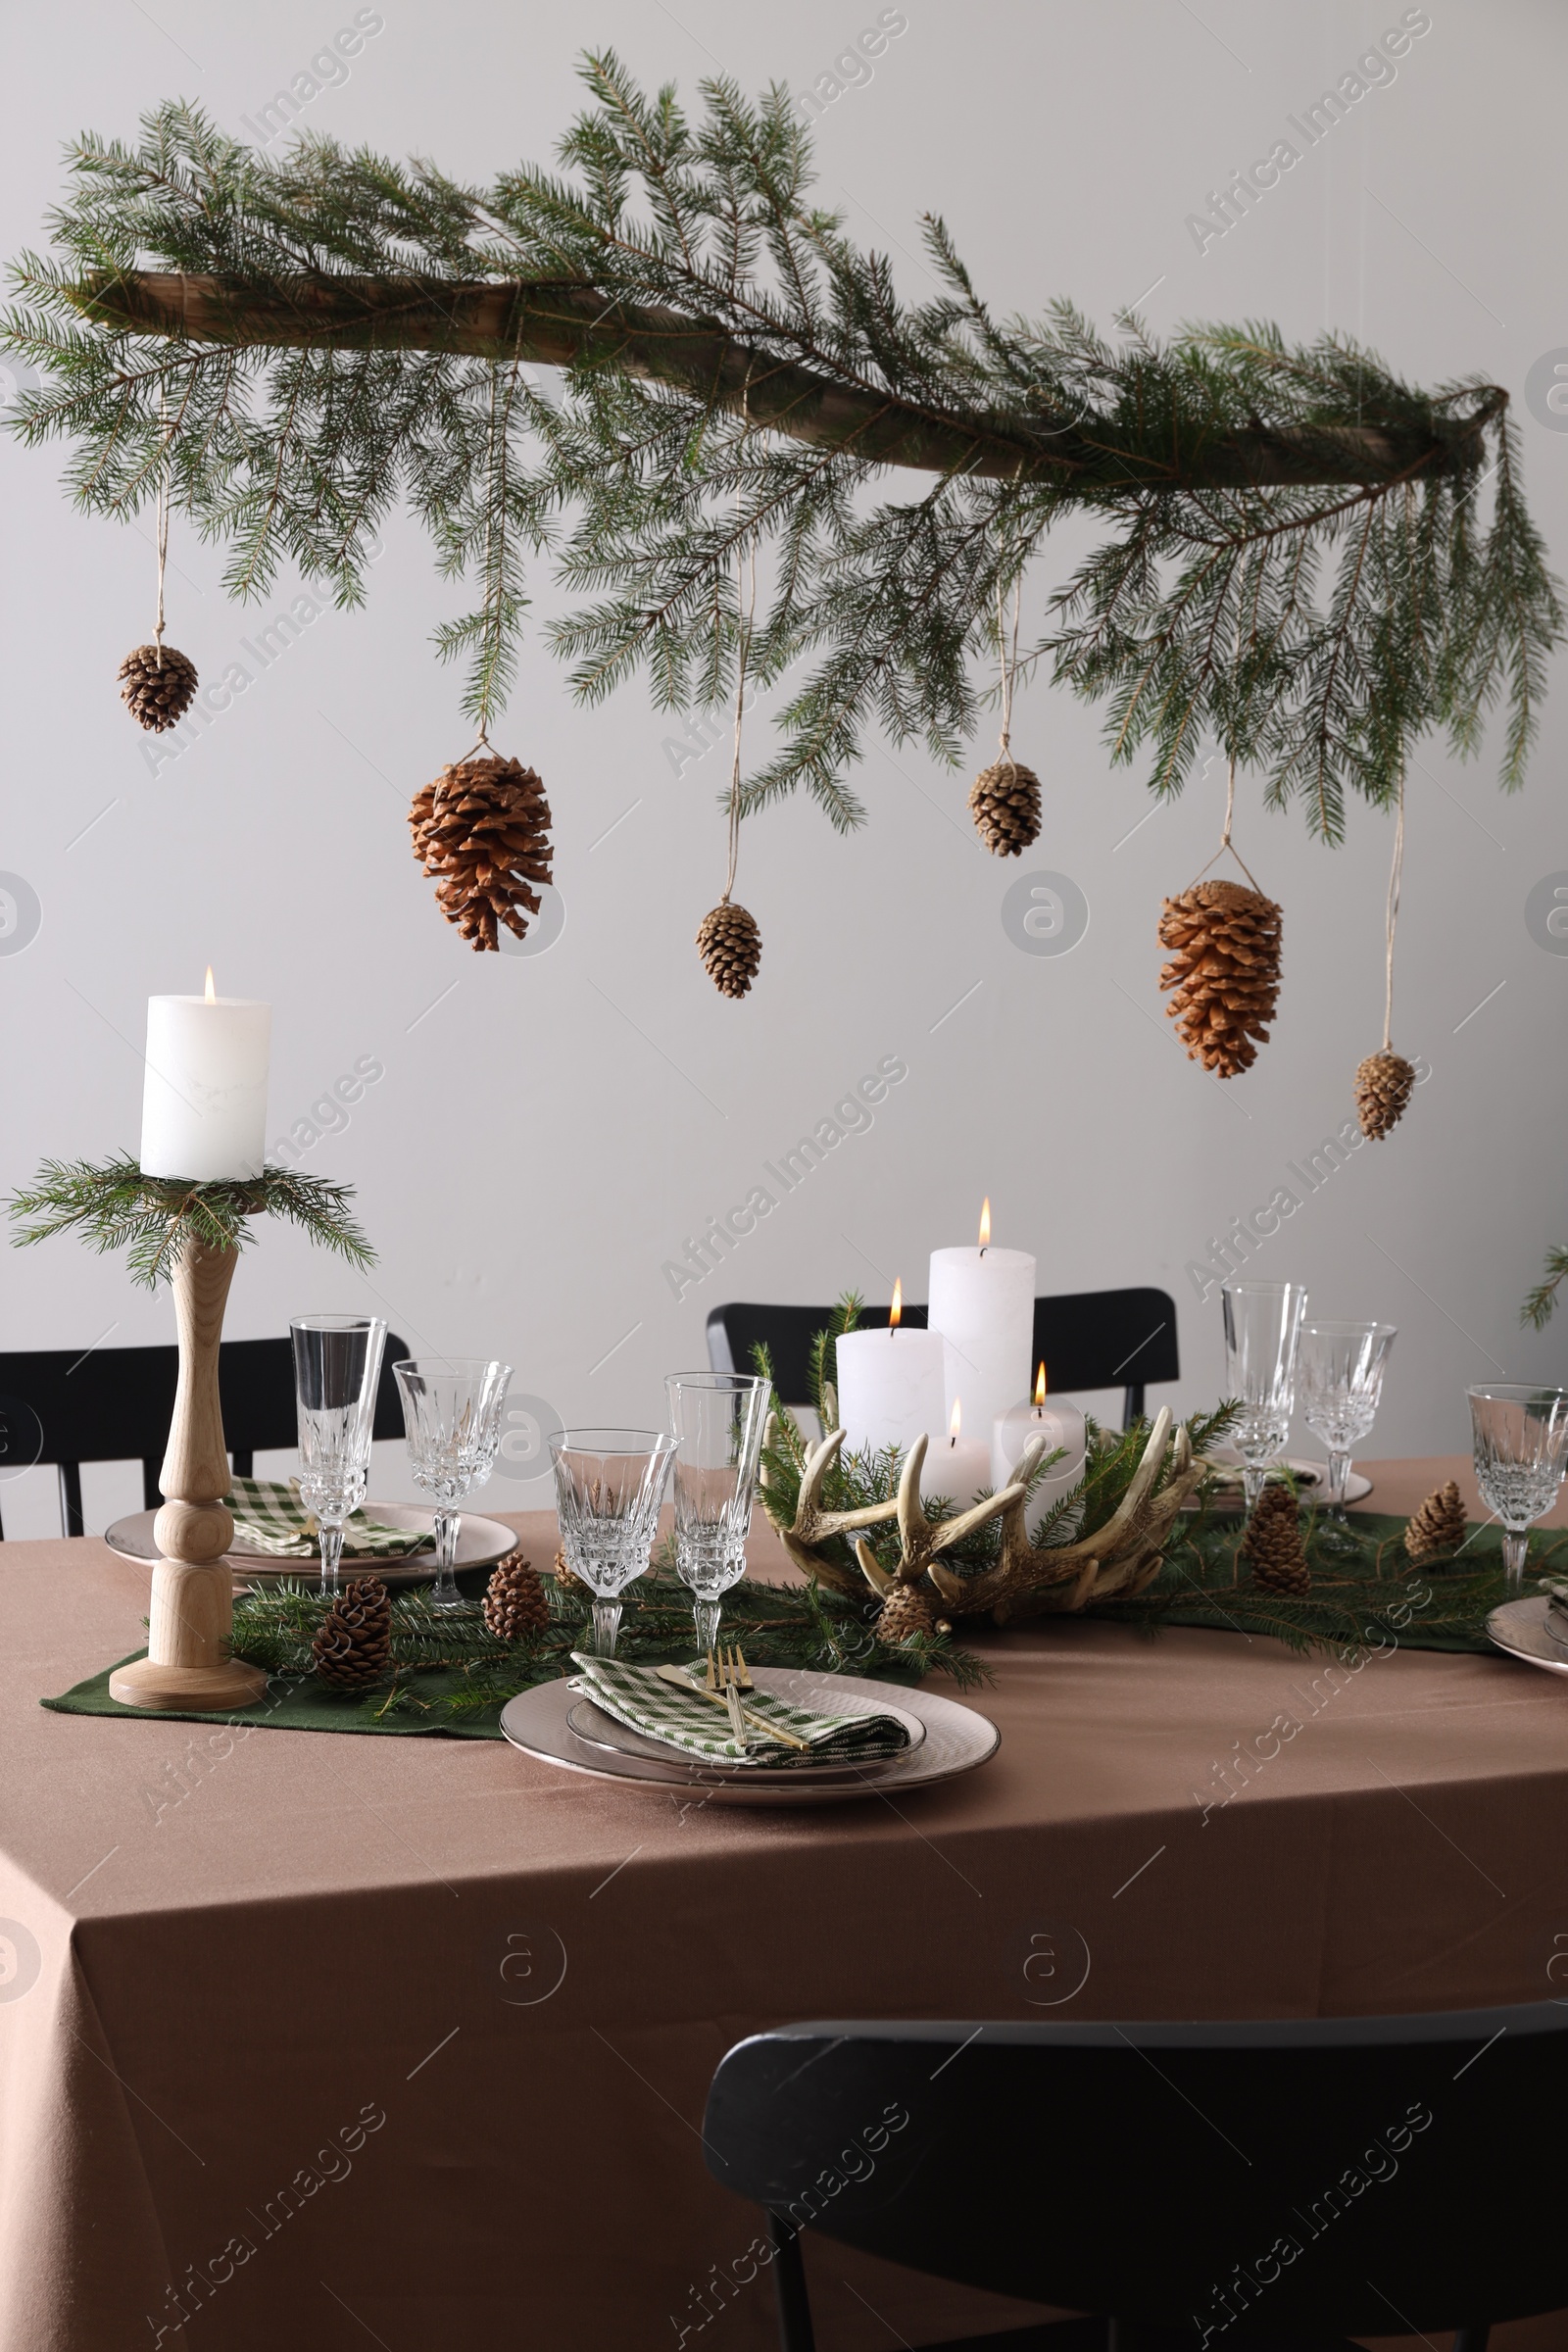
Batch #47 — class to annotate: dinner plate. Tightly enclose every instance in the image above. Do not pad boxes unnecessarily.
[1487,1593,1568,1677]
[563,1683,928,1778]
[102,1501,517,1586]
[501,1667,1000,1806]
[1200,1451,1373,1507]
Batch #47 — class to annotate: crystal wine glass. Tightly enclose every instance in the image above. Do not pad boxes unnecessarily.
[393,1359,513,1608]
[290,1316,387,1596]
[664,1372,773,1658]
[1468,1383,1568,1592]
[1221,1281,1308,1511]
[1298,1321,1396,1520]
[549,1427,675,1658]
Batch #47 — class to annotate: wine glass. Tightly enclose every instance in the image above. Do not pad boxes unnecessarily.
[549,1427,675,1658]
[1298,1322,1396,1521]
[290,1316,387,1596]
[1221,1281,1308,1511]
[665,1372,773,1658]
[393,1359,513,1608]
[1468,1383,1568,1592]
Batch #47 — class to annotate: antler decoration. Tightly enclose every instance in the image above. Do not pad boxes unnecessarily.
[850,1433,1023,1599]
[761,1422,899,1598]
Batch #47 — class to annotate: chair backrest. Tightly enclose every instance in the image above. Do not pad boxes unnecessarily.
[706,1289,1179,1425]
[704,2008,1568,2339]
[0,1335,409,1538]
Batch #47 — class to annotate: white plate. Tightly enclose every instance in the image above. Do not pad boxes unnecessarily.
[102,1501,517,1587]
[501,1667,1000,1807]
[1488,1593,1568,1676]
[563,1684,928,1778]
[1200,1451,1373,1506]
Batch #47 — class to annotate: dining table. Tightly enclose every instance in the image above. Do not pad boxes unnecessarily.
[0,1454,1565,2352]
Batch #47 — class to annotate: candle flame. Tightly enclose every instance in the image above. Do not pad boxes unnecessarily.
[1035,1361,1048,1408]
[978,1197,991,1250]
[204,966,216,1005]
[949,1397,962,1444]
[890,1278,903,1332]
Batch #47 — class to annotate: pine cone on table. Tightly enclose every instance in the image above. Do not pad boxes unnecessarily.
[1157,879,1283,1078]
[313,1576,392,1690]
[409,755,553,952]
[967,760,1042,857]
[118,642,198,732]
[1355,1051,1416,1141]
[483,1549,551,1641]
[876,1583,952,1645]
[1404,1479,1467,1563]
[696,901,761,999]
[1243,1485,1311,1596]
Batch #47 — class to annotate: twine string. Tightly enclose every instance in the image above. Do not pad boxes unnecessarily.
[1191,757,1265,894]
[154,388,171,667]
[721,374,758,906]
[1383,767,1405,1053]
[996,567,1023,757]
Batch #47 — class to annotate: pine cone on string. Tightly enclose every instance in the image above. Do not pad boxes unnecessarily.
[1355,1051,1416,1141]
[1157,879,1284,1079]
[482,1548,551,1641]
[876,1583,953,1645]
[1243,1485,1311,1596]
[409,755,553,953]
[696,901,761,999]
[967,759,1042,857]
[312,1576,392,1690]
[1404,1480,1467,1564]
[118,642,198,733]
[553,1544,585,1593]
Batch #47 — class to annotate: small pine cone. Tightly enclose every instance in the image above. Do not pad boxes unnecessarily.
[552,1544,585,1593]
[1243,1484,1310,1596]
[118,642,198,733]
[876,1583,952,1645]
[1157,879,1283,1080]
[1404,1479,1467,1564]
[696,901,761,1000]
[410,755,553,953]
[967,760,1042,858]
[483,1548,551,1641]
[1355,1050,1416,1141]
[313,1576,392,1690]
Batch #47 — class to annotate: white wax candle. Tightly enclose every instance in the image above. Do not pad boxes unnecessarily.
[928,1213,1036,1444]
[993,1397,1088,1508]
[140,980,271,1181]
[931,1400,992,1508]
[836,1323,947,1459]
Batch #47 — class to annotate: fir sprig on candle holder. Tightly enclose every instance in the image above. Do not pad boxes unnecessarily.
[8,1152,373,1287]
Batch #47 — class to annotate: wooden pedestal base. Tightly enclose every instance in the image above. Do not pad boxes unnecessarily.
[110,1651,269,1711]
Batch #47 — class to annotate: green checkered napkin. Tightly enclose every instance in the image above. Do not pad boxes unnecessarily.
[567,1653,912,1769]
[223,1475,430,1560]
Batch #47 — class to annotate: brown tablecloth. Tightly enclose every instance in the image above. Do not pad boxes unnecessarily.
[1,1458,1566,2352]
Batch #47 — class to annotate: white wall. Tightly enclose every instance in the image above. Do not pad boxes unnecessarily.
[3,0,1566,1538]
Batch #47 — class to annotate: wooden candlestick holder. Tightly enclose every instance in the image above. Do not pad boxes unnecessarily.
[109,1241,268,1712]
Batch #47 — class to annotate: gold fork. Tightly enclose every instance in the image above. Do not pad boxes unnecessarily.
[707,1648,749,1746]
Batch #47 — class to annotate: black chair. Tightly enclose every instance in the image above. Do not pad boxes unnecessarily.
[707,1290,1179,1427]
[0,1333,410,1539]
[704,2007,1568,2352]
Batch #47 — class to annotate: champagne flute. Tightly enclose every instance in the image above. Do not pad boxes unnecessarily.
[1221,1281,1308,1511]
[393,1359,513,1608]
[665,1372,772,1658]
[290,1316,387,1595]
[1468,1384,1568,1592]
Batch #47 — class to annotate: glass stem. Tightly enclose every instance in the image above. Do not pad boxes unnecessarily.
[318,1522,345,1598]
[1326,1449,1351,1517]
[590,1599,623,1659]
[430,1507,461,1607]
[1241,1462,1266,1514]
[1502,1529,1530,1592]
[693,1598,721,1660]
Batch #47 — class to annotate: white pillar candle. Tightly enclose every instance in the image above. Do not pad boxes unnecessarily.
[140,971,271,1181]
[835,1287,948,1459]
[932,1398,993,1508]
[928,1200,1036,1445]
[993,1376,1089,1513]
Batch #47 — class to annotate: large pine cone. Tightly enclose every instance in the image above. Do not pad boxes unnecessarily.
[696,901,761,999]
[313,1576,392,1689]
[876,1583,951,1644]
[410,755,553,953]
[1158,879,1283,1079]
[483,1548,551,1641]
[967,760,1042,857]
[1355,1050,1415,1141]
[1243,1485,1310,1595]
[118,642,198,733]
[1404,1479,1467,1563]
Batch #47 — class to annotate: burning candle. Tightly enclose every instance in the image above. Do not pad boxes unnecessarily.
[140,967,271,1181]
[928,1199,1036,1445]
[835,1280,948,1459]
[934,1396,993,1508]
[993,1360,1088,1512]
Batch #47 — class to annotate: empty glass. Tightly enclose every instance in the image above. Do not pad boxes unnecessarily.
[665,1372,773,1656]
[393,1359,513,1608]
[549,1427,675,1658]
[1298,1321,1396,1518]
[290,1316,387,1595]
[1221,1281,1308,1510]
[1468,1383,1568,1591]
